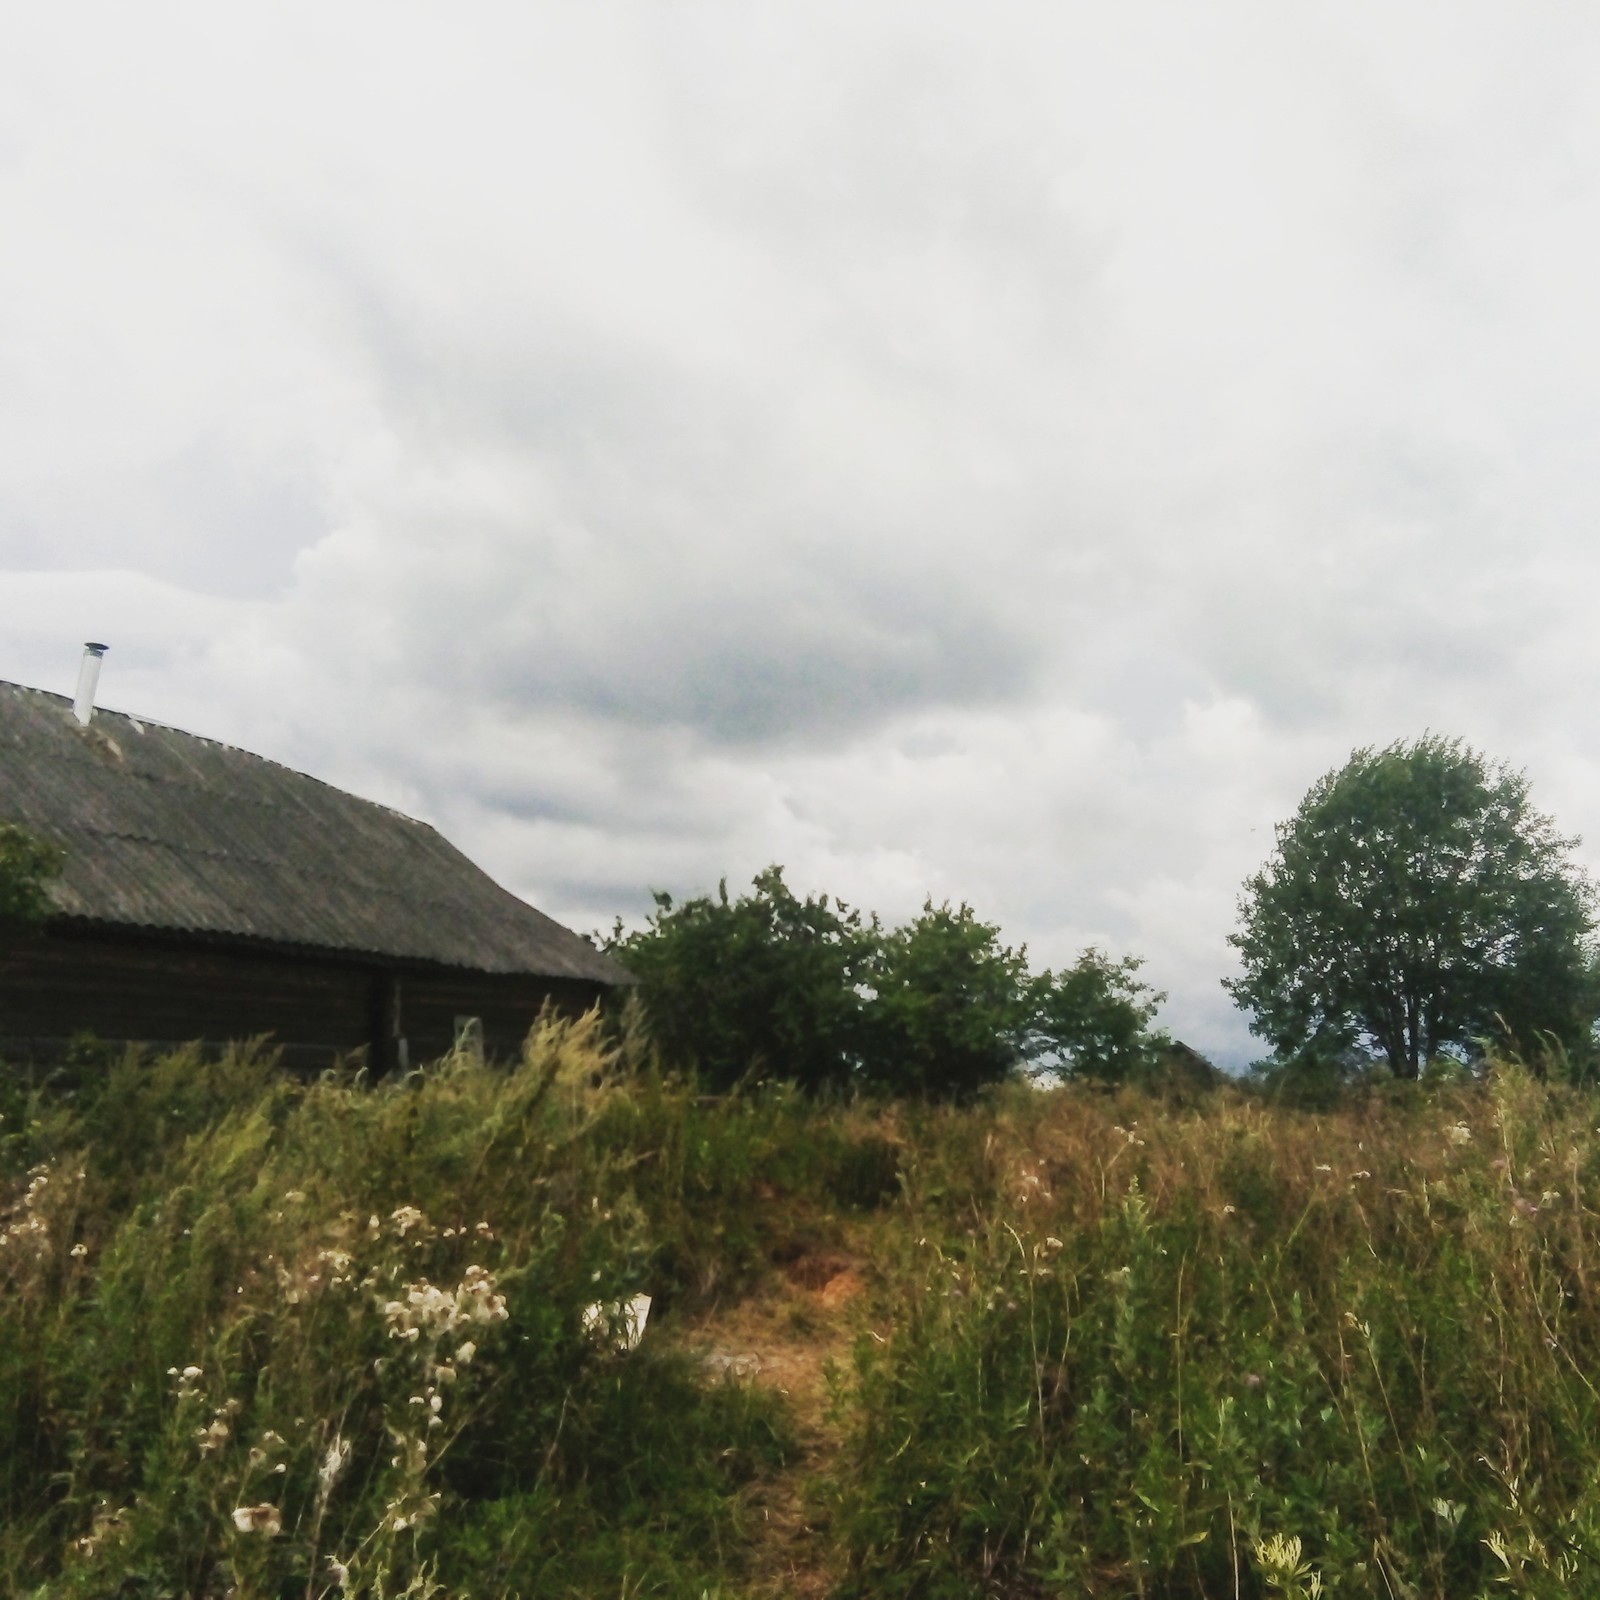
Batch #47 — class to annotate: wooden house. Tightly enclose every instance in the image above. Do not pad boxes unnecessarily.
[0,678,629,1070]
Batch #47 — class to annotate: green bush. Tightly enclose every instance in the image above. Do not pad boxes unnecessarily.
[608,867,1166,1098]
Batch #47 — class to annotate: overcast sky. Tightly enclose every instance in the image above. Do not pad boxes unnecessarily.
[6,3,1600,1064]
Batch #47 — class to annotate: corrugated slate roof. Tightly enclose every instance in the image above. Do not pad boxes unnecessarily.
[0,681,628,984]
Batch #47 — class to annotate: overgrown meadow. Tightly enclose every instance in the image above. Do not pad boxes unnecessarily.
[5,1018,1600,1597]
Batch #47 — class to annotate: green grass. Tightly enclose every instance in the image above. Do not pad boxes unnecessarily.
[833,1073,1600,1598]
[5,1023,1600,1596]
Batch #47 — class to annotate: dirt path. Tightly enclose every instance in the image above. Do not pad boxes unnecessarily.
[669,1241,871,1598]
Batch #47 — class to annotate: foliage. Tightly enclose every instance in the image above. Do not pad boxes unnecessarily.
[1226,735,1598,1079]
[867,900,1038,1099]
[609,868,1166,1097]
[832,1064,1600,1600]
[0,1015,808,1598]
[0,823,63,925]
[10,1024,1600,1595]
[1036,947,1168,1083]
[606,866,877,1093]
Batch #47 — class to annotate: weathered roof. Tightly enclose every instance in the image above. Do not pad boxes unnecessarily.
[0,681,627,984]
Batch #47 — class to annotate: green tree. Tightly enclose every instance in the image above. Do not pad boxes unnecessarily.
[0,823,62,926]
[1226,736,1597,1078]
[604,866,876,1093]
[610,868,1168,1098]
[1035,948,1166,1082]
[868,900,1037,1099]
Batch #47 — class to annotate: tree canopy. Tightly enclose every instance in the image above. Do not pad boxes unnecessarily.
[606,867,1165,1097]
[1226,736,1597,1078]
[0,822,63,926]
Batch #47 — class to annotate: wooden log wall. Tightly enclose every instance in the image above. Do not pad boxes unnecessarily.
[0,925,610,1072]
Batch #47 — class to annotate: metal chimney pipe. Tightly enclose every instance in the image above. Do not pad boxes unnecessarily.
[73,643,108,726]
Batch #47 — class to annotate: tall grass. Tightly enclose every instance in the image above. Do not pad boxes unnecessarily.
[7,1026,1600,1598]
[0,1014,886,1597]
[833,1069,1600,1598]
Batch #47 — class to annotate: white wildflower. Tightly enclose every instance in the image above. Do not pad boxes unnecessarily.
[317,1436,352,1503]
[231,1503,282,1536]
[196,1416,231,1455]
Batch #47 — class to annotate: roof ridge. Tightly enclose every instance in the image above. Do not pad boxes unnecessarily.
[0,678,433,830]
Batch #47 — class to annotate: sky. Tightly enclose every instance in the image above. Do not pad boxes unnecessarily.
[6,2,1600,1066]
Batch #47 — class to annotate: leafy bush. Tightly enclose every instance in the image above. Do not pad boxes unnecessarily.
[606,866,877,1093]
[609,868,1166,1098]
[0,822,63,926]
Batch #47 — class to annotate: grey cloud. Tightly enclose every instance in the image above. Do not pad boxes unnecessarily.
[0,436,322,597]
[12,3,1600,1072]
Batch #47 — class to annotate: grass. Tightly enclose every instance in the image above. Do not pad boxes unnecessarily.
[4,1021,1600,1596]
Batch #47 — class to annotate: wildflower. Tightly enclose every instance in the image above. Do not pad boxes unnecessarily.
[70,1242,88,1258]
[197,1416,231,1454]
[75,1503,130,1558]
[390,1205,426,1237]
[231,1503,282,1536]
[1446,1123,1472,1146]
[456,1340,477,1365]
[318,1436,352,1502]
[327,1557,352,1591]
[170,1366,206,1403]
[1254,1532,1323,1596]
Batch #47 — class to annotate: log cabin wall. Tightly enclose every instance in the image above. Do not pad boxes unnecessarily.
[0,927,375,1071]
[0,926,612,1073]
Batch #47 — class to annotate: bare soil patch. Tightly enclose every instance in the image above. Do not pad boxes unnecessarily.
[667,1235,873,1598]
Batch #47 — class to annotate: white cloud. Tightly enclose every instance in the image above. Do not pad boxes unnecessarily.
[8,2,1600,1066]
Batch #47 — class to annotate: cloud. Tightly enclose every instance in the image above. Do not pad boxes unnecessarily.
[8,3,1600,1066]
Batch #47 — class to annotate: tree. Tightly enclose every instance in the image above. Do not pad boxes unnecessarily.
[604,866,876,1093]
[868,900,1037,1099]
[0,823,62,926]
[1226,736,1597,1078]
[1035,948,1166,1083]
[609,867,1168,1097]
